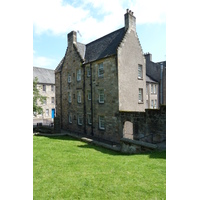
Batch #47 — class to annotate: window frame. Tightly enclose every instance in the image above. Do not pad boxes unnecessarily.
[99,89,104,103]
[77,91,81,103]
[87,67,91,77]
[69,113,72,124]
[138,88,143,103]
[51,97,54,104]
[99,116,105,130]
[98,63,104,77]
[138,64,143,79]
[68,74,71,83]
[77,114,83,125]
[77,69,81,81]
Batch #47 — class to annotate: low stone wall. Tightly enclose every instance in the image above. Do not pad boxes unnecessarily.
[120,138,157,154]
[119,105,166,144]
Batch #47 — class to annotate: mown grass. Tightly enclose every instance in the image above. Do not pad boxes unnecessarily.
[33,135,166,200]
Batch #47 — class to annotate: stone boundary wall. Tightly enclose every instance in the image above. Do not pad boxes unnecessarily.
[119,105,166,144]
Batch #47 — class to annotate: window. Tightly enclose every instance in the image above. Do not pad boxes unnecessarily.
[98,63,104,77]
[154,85,157,94]
[77,91,81,103]
[68,92,72,103]
[87,67,91,77]
[88,114,91,125]
[154,100,157,109]
[78,114,83,125]
[151,84,153,94]
[88,91,91,100]
[151,100,154,108]
[43,85,46,92]
[99,116,105,130]
[77,69,81,81]
[138,88,143,103]
[68,74,71,83]
[69,113,72,123]
[99,90,104,103]
[51,97,54,104]
[138,65,143,79]
[43,99,47,105]
[51,85,54,92]
[46,109,49,116]
[146,85,148,94]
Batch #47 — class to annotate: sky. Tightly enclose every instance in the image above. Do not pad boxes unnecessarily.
[33,0,166,70]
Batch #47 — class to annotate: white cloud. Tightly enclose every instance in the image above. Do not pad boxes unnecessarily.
[33,53,57,69]
[33,0,166,42]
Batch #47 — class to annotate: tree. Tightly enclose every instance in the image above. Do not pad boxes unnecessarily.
[33,77,47,116]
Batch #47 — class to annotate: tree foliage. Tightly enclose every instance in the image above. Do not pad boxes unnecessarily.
[33,77,47,116]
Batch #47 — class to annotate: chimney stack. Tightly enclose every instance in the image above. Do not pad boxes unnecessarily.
[67,31,77,48]
[124,9,136,31]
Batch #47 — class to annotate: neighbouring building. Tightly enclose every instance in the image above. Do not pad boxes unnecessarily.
[55,9,146,142]
[33,66,55,125]
[146,75,159,109]
[144,53,166,105]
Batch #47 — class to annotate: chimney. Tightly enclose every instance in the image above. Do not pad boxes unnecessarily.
[67,31,77,48]
[124,9,136,31]
[144,53,152,62]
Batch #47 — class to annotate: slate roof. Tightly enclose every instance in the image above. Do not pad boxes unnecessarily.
[55,27,126,72]
[33,67,55,84]
[84,27,125,63]
[146,75,158,83]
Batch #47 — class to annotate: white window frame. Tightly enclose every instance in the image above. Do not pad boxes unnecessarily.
[43,99,47,105]
[46,109,49,116]
[69,113,72,123]
[154,100,157,109]
[88,91,91,100]
[77,91,81,103]
[99,116,105,130]
[151,100,154,109]
[78,114,83,125]
[77,69,81,81]
[51,85,54,92]
[68,74,71,83]
[138,88,143,103]
[99,90,104,103]
[151,84,153,94]
[138,64,143,79]
[98,63,104,77]
[154,85,157,94]
[68,92,72,103]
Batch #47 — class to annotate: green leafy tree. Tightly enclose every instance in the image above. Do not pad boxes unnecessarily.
[33,77,47,116]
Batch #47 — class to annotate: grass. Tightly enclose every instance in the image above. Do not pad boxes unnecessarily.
[33,135,166,200]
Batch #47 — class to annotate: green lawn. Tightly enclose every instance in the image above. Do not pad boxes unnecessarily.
[33,135,166,200]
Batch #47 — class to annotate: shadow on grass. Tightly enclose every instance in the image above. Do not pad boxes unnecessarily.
[35,134,166,159]
[78,143,166,159]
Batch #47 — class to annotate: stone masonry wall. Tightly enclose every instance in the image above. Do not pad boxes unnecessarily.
[118,105,166,144]
[85,56,121,142]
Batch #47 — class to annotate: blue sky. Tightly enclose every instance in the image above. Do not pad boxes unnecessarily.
[33,0,166,70]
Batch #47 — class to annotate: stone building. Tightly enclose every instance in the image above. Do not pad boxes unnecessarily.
[146,75,159,109]
[33,67,55,125]
[144,53,166,105]
[55,9,146,142]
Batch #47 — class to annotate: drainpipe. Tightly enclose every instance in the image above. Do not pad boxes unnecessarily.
[160,63,163,105]
[83,64,86,134]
